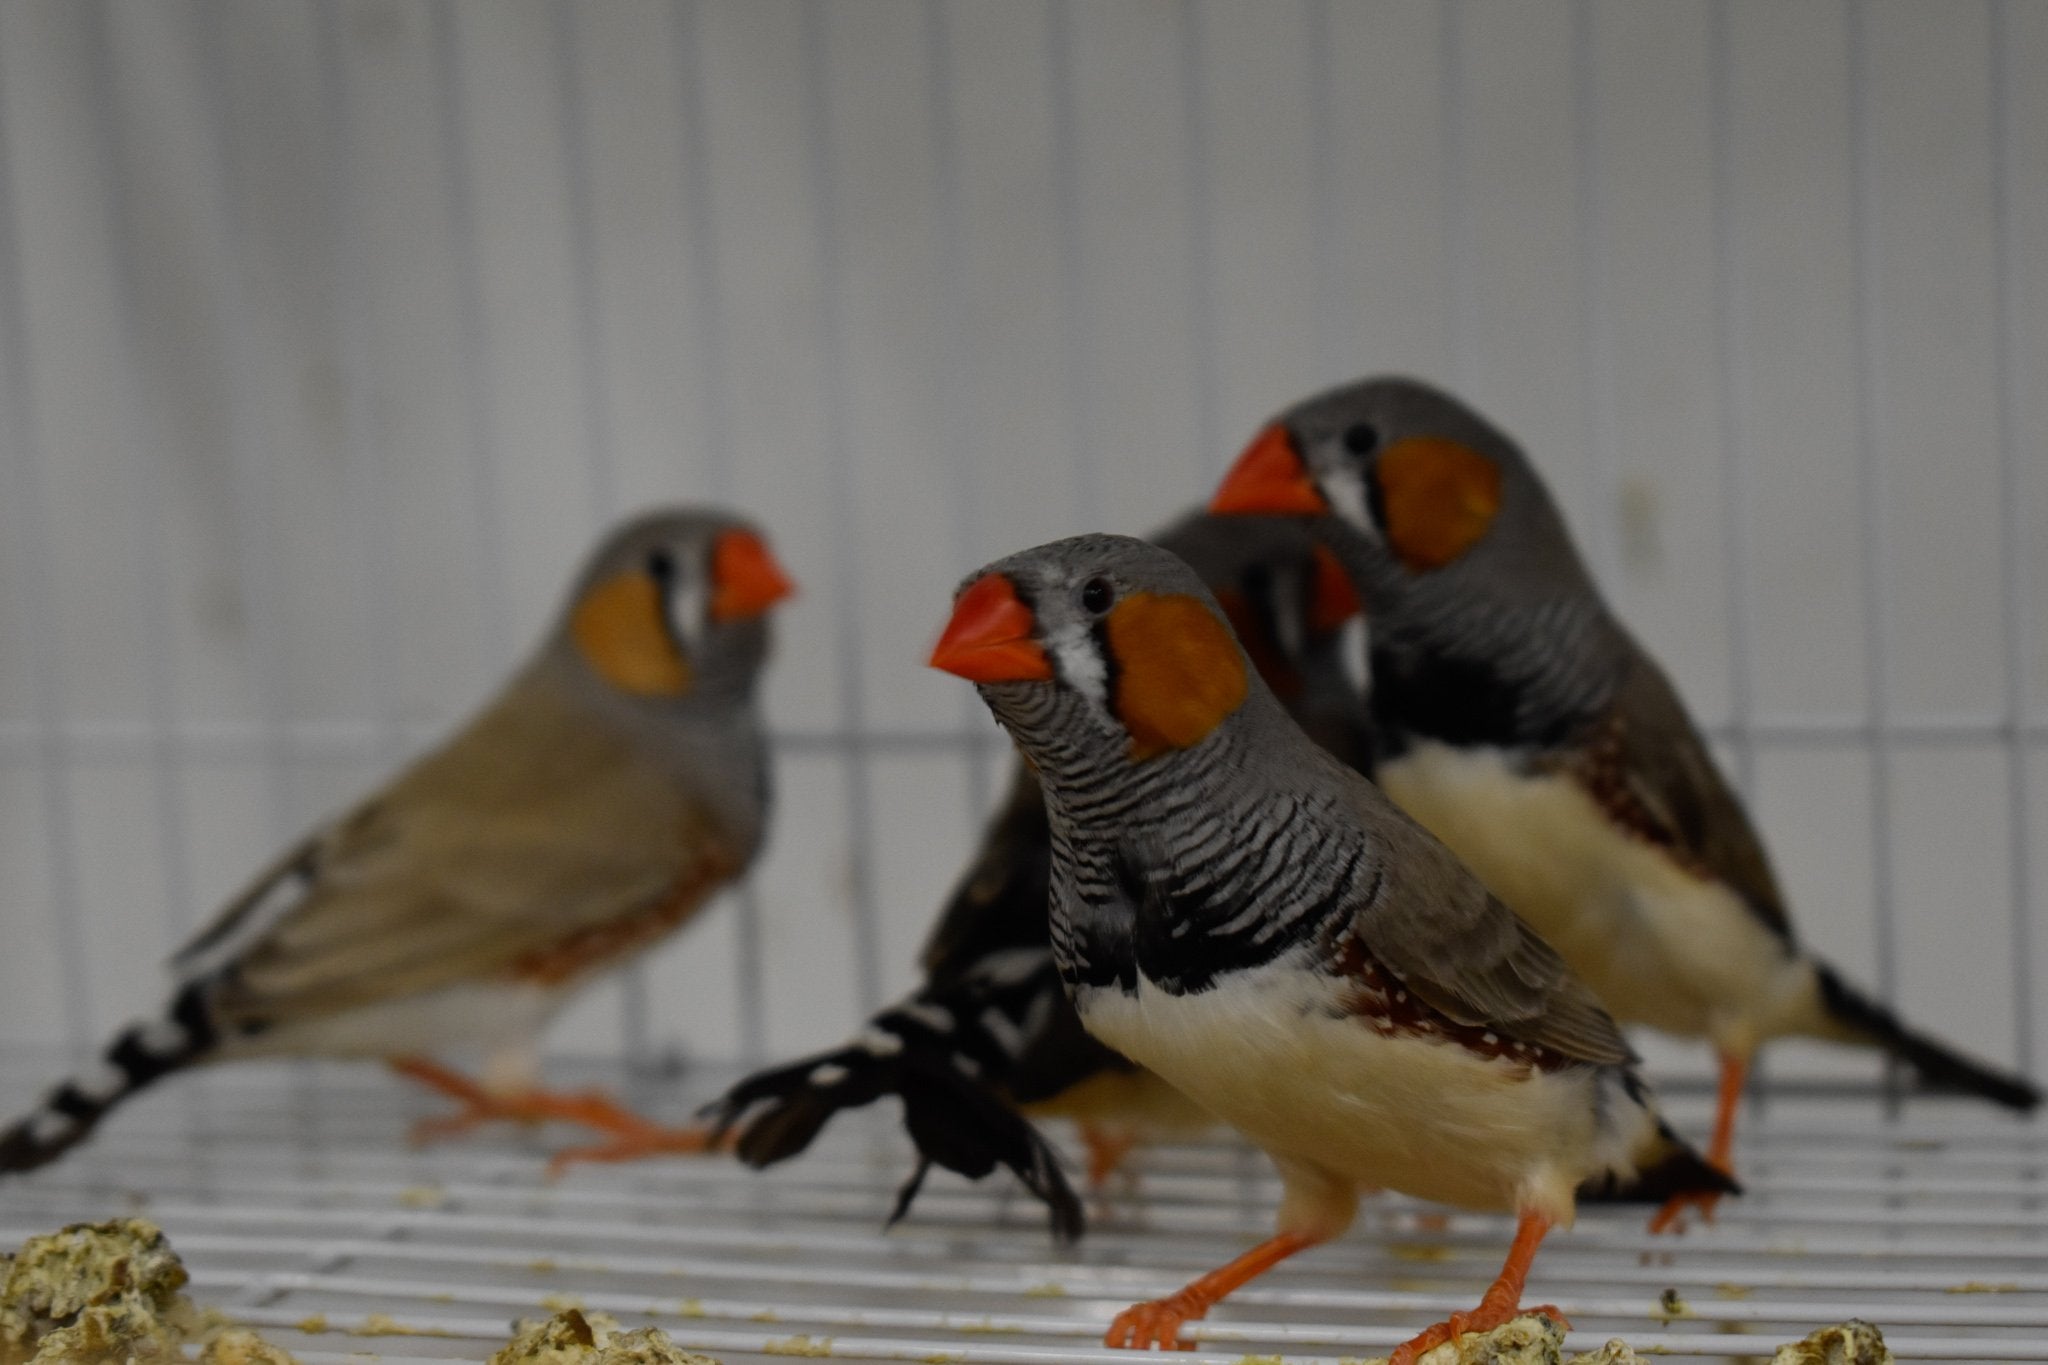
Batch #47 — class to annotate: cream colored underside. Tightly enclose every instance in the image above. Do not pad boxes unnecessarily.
[1379,741,1821,1057]
[218,979,564,1094]
[1079,961,1637,1230]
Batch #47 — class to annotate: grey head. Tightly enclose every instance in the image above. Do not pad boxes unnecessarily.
[931,533,1310,787]
[1211,378,1629,752]
[549,506,794,711]
[1261,376,1598,608]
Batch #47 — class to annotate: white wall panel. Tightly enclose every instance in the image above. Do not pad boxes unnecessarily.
[0,0,2035,1090]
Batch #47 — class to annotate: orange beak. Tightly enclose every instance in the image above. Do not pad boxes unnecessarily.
[1308,544,1363,634]
[710,529,797,622]
[929,574,1053,683]
[1209,423,1329,517]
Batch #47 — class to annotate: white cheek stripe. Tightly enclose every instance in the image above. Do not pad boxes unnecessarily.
[1324,465,1377,541]
[1045,619,1106,709]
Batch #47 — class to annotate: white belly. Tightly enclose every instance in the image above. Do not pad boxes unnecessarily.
[1379,741,1811,1053]
[1077,960,1609,1221]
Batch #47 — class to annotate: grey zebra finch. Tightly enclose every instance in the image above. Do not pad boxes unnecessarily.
[0,509,793,1177]
[1212,375,2040,1230]
[929,532,1728,1361]
[705,511,1371,1240]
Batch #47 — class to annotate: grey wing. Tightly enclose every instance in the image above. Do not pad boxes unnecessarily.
[1599,651,1792,940]
[1343,774,1635,1067]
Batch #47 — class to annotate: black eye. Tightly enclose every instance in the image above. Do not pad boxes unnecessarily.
[646,547,677,584]
[1342,422,1380,457]
[1079,577,1114,615]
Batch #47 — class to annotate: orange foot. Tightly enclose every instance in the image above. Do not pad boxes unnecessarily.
[389,1056,717,1173]
[1649,1187,1723,1236]
[1389,1301,1568,1365]
[1080,1122,1140,1190]
[1104,1291,1204,1352]
[545,1123,734,1179]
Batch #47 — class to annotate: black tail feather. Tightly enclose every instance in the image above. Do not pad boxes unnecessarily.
[1816,964,2041,1111]
[0,983,215,1175]
[1580,1115,1741,1206]
[703,1018,1084,1242]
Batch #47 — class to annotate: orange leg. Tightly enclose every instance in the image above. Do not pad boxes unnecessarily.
[388,1056,723,1175]
[1649,1053,1746,1235]
[1079,1122,1140,1190]
[1388,1212,1566,1365]
[1104,1230,1317,1351]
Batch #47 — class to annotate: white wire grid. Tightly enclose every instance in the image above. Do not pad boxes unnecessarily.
[0,1057,2044,1364]
[0,7,2042,1351]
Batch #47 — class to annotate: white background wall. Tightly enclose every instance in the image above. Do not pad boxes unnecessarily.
[0,0,2041,1091]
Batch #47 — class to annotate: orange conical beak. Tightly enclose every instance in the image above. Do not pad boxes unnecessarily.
[710,529,797,622]
[1308,543,1363,634]
[929,574,1053,683]
[1209,423,1329,517]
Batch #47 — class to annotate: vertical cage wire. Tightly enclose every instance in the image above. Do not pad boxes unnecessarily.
[549,1,647,1070]
[1175,1,1225,480]
[797,0,885,1018]
[79,3,205,958]
[921,0,997,832]
[189,1,298,857]
[1569,0,1618,592]
[0,42,95,1056]
[670,0,771,1063]
[1987,0,2036,1075]
[429,0,518,669]
[1046,0,1102,522]
[1843,1,1903,1094]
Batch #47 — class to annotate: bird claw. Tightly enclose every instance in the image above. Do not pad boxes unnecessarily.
[1104,1294,1204,1351]
[1388,1302,1567,1365]
[1648,1188,1722,1236]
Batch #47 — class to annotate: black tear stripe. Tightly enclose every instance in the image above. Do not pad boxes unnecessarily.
[1088,617,1119,709]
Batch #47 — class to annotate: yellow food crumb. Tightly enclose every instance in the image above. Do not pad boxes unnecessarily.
[200,1327,302,1364]
[676,1300,705,1319]
[528,1260,560,1274]
[1713,1284,1752,1301]
[295,1316,329,1335]
[749,1309,778,1323]
[1022,1282,1067,1298]
[1946,1281,2020,1294]
[761,1334,832,1358]
[0,1219,201,1364]
[1653,1288,1692,1321]
[350,1314,456,1338]
[485,1308,719,1364]
[1389,1243,1455,1263]
[396,1186,446,1209]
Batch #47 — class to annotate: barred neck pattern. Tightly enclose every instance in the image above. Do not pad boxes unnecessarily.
[984,682,1372,997]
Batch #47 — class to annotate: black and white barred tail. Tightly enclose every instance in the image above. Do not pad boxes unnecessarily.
[1814,963,2041,1111]
[703,988,1085,1242]
[1576,1113,1740,1205]
[0,982,217,1174]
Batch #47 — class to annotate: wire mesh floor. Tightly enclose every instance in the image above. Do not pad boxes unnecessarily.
[0,1054,2043,1363]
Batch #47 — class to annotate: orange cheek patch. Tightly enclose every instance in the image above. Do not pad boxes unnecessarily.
[1104,593,1250,762]
[571,572,693,698]
[1373,436,1503,571]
